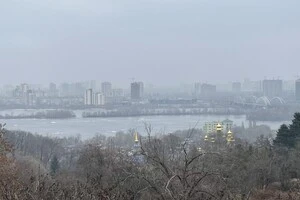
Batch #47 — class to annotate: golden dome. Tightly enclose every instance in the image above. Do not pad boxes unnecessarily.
[216,123,222,131]
[204,135,209,141]
[226,130,235,143]
[134,132,139,142]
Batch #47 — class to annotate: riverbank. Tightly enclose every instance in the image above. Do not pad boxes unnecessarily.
[82,108,245,118]
[0,110,76,119]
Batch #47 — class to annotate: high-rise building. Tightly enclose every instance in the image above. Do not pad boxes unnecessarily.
[25,90,35,106]
[73,82,85,96]
[232,82,241,93]
[84,89,93,105]
[194,82,201,96]
[243,79,261,92]
[262,79,283,97]
[112,88,124,97]
[49,83,58,97]
[90,80,97,90]
[101,82,112,97]
[201,83,216,96]
[296,79,300,102]
[138,82,144,97]
[21,83,29,94]
[131,82,144,100]
[95,92,105,106]
[49,83,56,91]
[283,80,295,92]
[60,83,70,97]
[14,84,29,97]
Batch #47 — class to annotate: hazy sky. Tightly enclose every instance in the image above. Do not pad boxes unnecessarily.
[1,0,300,85]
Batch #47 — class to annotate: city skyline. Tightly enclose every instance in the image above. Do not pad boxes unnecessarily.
[2,1,300,198]
[0,76,299,88]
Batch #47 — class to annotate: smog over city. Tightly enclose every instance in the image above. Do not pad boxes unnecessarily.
[1,0,300,199]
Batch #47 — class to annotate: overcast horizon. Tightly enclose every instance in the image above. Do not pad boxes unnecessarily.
[1,0,300,85]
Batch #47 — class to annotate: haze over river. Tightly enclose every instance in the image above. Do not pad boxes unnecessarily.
[0,110,289,139]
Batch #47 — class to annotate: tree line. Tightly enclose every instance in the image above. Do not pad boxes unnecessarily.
[1,114,300,199]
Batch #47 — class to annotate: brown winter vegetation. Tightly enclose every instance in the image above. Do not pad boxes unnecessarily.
[1,115,300,199]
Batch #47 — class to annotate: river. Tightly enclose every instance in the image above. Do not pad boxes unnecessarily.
[0,111,289,139]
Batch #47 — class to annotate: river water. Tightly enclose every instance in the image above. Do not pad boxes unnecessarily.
[0,110,289,139]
